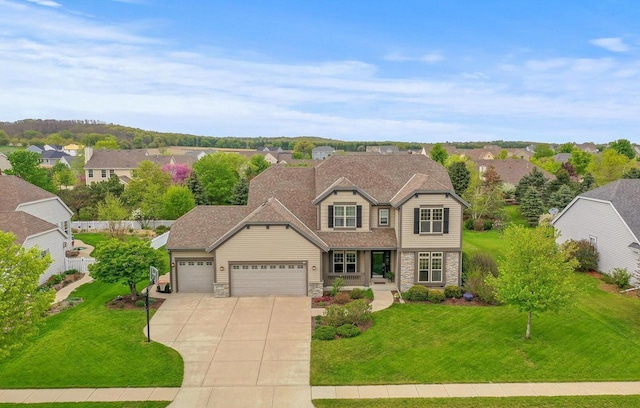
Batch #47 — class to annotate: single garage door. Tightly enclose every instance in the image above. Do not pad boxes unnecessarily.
[230,263,307,296]
[177,259,214,292]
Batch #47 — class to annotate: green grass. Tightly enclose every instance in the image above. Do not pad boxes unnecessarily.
[73,233,139,251]
[0,281,183,388]
[0,403,169,408]
[462,205,526,259]
[0,146,24,155]
[311,273,640,385]
[313,396,640,408]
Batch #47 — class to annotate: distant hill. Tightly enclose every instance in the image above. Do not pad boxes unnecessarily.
[0,119,531,151]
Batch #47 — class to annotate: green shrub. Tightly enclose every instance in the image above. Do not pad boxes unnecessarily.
[343,299,372,326]
[333,292,351,305]
[473,218,485,231]
[330,277,345,296]
[461,251,471,285]
[336,324,361,338]
[312,326,337,340]
[404,285,429,301]
[562,239,599,272]
[349,288,365,299]
[469,252,499,277]
[322,304,348,327]
[605,268,631,289]
[483,219,494,231]
[428,290,445,303]
[64,269,79,276]
[444,285,462,299]
[362,288,374,300]
[135,300,145,307]
[464,219,474,230]
[463,268,498,304]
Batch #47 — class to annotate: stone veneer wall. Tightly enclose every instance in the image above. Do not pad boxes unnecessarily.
[308,282,323,297]
[400,251,415,292]
[445,252,460,287]
[213,283,229,298]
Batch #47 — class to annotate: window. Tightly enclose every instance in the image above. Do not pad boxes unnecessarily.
[379,209,389,226]
[333,250,357,273]
[232,265,240,270]
[420,208,443,234]
[197,261,203,266]
[60,220,70,236]
[88,169,94,178]
[251,265,258,269]
[109,169,115,177]
[101,169,107,178]
[418,252,443,283]
[334,205,356,228]
[589,235,597,250]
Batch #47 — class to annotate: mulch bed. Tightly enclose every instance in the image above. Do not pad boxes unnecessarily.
[106,296,165,310]
[312,291,373,308]
[51,272,85,291]
[391,290,492,306]
[49,297,84,316]
[585,271,639,299]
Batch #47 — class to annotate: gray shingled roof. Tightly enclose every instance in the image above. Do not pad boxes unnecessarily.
[0,175,57,211]
[0,211,59,244]
[580,179,640,240]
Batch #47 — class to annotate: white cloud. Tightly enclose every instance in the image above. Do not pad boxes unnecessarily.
[590,37,630,52]
[383,52,444,63]
[25,0,61,7]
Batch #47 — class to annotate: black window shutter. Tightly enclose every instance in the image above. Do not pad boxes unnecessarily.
[443,208,450,234]
[328,205,334,228]
[356,205,362,228]
[413,208,420,234]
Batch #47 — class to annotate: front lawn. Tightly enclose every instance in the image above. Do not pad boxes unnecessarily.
[313,395,640,408]
[73,232,139,251]
[311,273,640,385]
[0,281,183,388]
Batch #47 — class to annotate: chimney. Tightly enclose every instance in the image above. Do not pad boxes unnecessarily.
[84,146,93,164]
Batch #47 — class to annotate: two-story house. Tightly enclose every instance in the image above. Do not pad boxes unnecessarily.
[166,154,468,297]
[0,175,74,284]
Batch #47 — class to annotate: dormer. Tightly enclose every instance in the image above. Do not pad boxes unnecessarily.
[313,177,378,232]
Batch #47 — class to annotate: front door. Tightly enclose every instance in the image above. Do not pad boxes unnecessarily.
[371,251,390,278]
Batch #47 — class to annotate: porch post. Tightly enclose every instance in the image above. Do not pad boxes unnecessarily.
[364,250,370,287]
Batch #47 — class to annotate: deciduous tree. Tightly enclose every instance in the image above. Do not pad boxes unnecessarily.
[533,143,554,159]
[293,140,315,159]
[0,232,54,359]
[162,186,196,220]
[162,163,191,184]
[97,194,130,239]
[193,152,247,204]
[487,226,577,339]
[568,149,592,175]
[588,149,631,185]
[5,151,55,192]
[430,143,449,165]
[609,139,635,160]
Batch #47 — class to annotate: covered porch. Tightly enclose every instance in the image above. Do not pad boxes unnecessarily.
[322,249,396,287]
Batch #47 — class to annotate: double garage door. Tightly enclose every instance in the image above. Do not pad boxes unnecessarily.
[230,263,307,296]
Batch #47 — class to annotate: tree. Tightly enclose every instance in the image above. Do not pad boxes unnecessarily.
[515,167,548,203]
[51,162,76,190]
[230,178,249,205]
[533,143,554,159]
[568,149,592,175]
[193,152,247,204]
[162,186,196,219]
[162,163,191,184]
[588,149,631,185]
[609,139,635,160]
[447,161,471,196]
[488,225,577,339]
[462,166,503,222]
[89,239,166,301]
[124,160,171,208]
[89,174,125,204]
[557,142,575,153]
[520,187,545,226]
[497,149,509,159]
[94,138,119,150]
[97,194,130,239]
[246,154,270,179]
[186,171,206,205]
[548,184,575,211]
[430,143,449,165]
[293,140,315,159]
[623,168,640,179]
[5,151,55,192]
[0,231,55,359]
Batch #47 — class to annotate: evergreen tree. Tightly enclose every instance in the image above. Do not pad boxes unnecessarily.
[515,167,548,203]
[230,178,249,205]
[447,161,471,195]
[549,184,575,211]
[186,171,206,205]
[520,188,545,227]
[623,168,640,179]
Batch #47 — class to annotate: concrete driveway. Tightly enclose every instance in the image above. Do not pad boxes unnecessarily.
[148,294,313,408]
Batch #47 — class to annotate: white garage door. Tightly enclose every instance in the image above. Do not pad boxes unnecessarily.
[230,263,307,296]
[177,259,214,292]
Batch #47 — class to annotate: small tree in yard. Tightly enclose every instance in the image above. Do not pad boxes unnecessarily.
[488,225,577,339]
[97,194,130,239]
[0,232,55,359]
[89,239,166,301]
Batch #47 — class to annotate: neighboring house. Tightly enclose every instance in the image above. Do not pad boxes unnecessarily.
[458,146,502,161]
[312,146,336,160]
[552,179,640,283]
[575,142,599,154]
[0,152,11,172]
[420,144,459,157]
[0,175,73,284]
[63,143,83,156]
[26,144,45,154]
[366,145,399,154]
[505,148,532,160]
[59,155,81,168]
[185,149,217,160]
[40,150,68,167]
[83,147,195,185]
[167,154,468,297]
[44,144,64,152]
[476,159,555,185]
[554,153,571,163]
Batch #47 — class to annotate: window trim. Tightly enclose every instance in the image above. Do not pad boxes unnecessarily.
[333,204,357,228]
[88,169,94,178]
[378,208,390,226]
[416,252,444,284]
[101,169,107,178]
[333,250,357,273]
[419,207,444,235]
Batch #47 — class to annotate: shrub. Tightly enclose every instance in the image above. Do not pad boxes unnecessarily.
[312,326,337,341]
[463,268,497,304]
[428,289,445,303]
[464,218,474,230]
[562,239,599,272]
[461,251,471,285]
[135,300,145,307]
[483,219,494,231]
[64,269,79,276]
[343,299,372,326]
[322,304,348,327]
[444,285,462,299]
[403,285,429,301]
[362,288,374,300]
[473,218,485,231]
[333,292,351,305]
[349,288,365,299]
[336,324,361,338]
[469,252,499,277]
[605,268,631,289]
[330,277,345,296]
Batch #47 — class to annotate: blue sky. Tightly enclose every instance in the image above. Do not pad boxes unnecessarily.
[1,0,639,143]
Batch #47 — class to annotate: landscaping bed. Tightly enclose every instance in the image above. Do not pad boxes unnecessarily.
[106,295,165,310]
[312,288,374,308]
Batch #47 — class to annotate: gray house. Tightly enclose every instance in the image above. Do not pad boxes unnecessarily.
[552,179,640,283]
[312,146,335,160]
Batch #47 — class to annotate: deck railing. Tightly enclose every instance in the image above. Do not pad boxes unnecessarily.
[325,272,366,287]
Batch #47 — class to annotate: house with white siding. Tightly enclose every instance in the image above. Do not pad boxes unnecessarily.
[552,179,640,283]
[0,175,73,284]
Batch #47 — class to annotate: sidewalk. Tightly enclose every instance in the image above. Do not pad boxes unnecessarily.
[54,272,94,303]
[0,387,179,403]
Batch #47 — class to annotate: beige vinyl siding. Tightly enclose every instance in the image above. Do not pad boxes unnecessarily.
[85,168,132,185]
[370,206,395,228]
[215,225,322,284]
[400,194,462,249]
[170,250,211,288]
[23,230,67,285]
[554,198,638,279]
[319,191,371,232]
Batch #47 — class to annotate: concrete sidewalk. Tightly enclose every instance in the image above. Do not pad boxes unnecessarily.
[312,382,640,400]
[0,387,179,403]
